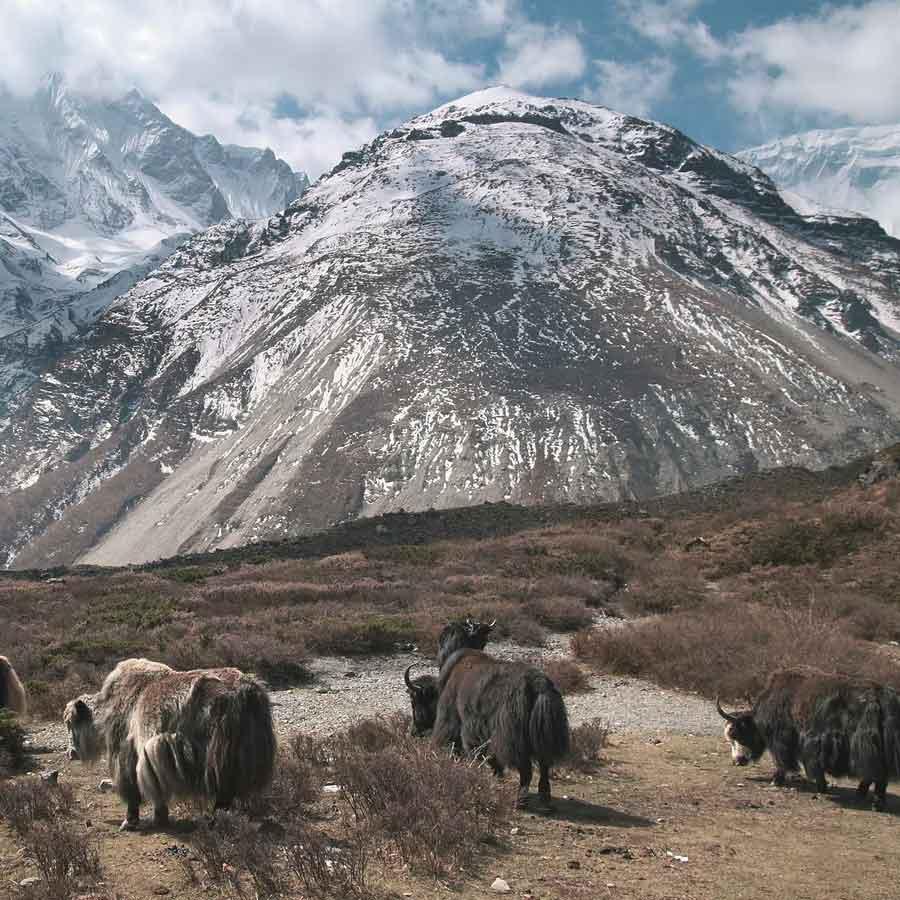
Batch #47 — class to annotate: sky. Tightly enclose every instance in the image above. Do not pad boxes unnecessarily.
[2,0,900,178]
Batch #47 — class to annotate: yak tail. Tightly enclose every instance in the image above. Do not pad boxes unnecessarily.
[529,684,570,766]
[137,733,198,808]
[850,694,886,785]
[205,676,276,803]
[0,656,27,716]
[879,687,900,779]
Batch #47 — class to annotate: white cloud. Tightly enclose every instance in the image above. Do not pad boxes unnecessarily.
[618,0,723,60]
[729,0,900,124]
[0,0,525,176]
[498,23,587,90]
[590,57,675,116]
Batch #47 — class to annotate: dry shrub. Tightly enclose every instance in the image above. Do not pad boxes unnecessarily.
[748,504,890,569]
[525,595,594,631]
[185,812,287,900]
[328,713,411,756]
[572,601,900,701]
[564,719,610,772]
[0,778,75,834]
[0,709,27,772]
[17,819,102,900]
[617,558,708,616]
[285,822,372,900]
[333,734,509,877]
[541,658,592,695]
[24,674,93,721]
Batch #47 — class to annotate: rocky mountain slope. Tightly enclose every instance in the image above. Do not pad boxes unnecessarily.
[0,75,308,414]
[3,86,900,568]
[740,124,900,237]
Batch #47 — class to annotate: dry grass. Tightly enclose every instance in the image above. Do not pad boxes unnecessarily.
[563,719,610,772]
[2,467,899,719]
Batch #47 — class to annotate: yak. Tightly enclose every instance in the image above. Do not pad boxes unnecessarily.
[407,619,570,806]
[404,617,494,736]
[436,617,495,668]
[404,664,439,736]
[717,668,900,811]
[0,656,27,716]
[64,658,276,830]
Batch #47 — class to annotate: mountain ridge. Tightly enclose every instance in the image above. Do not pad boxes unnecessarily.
[739,123,900,238]
[2,86,900,569]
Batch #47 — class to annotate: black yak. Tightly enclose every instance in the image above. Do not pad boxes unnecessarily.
[0,656,27,715]
[407,618,570,806]
[717,668,900,811]
[64,659,276,830]
[404,664,439,736]
[436,617,495,668]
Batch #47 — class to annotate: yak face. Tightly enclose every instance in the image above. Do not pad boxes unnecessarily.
[404,665,439,736]
[436,617,495,668]
[63,697,101,763]
[717,699,766,766]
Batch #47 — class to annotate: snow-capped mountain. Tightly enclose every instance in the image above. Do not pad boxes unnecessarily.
[0,75,308,414]
[740,124,900,237]
[3,86,900,569]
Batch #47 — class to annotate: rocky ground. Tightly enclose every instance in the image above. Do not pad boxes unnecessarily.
[27,629,721,753]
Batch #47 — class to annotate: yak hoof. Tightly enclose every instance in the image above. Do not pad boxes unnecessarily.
[153,810,170,828]
[120,818,140,832]
[873,797,886,813]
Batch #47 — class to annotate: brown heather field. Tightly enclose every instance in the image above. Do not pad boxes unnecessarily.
[3,449,900,898]
[1,450,899,716]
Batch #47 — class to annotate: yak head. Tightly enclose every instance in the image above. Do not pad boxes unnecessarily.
[404,664,439,736]
[63,696,101,763]
[716,698,766,766]
[436,616,495,669]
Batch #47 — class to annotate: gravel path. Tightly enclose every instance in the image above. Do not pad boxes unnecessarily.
[25,630,721,752]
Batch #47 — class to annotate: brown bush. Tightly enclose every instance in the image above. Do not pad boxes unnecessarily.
[525,595,594,631]
[541,658,592,695]
[184,812,286,900]
[18,819,103,900]
[564,719,610,772]
[333,733,509,877]
[0,778,75,835]
[572,601,900,701]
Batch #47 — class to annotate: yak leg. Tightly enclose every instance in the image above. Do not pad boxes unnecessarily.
[117,739,142,831]
[771,768,787,787]
[537,762,552,805]
[433,704,463,756]
[856,780,872,799]
[873,781,888,812]
[515,759,533,807]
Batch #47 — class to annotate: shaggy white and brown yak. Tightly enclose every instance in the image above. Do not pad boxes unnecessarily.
[0,656,27,715]
[64,659,275,830]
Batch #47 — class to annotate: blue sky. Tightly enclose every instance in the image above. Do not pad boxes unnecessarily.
[3,1,900,176]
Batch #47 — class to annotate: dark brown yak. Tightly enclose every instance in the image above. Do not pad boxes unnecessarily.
[717,668,900,811]
[64,659,276,830]
[0,656,27,715]
[407,619,569,805]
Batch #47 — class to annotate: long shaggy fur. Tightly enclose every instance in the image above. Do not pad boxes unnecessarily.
[0,656,27,715]
[64,659,275,827]
[719,667,900,810]
[432,649,570,802]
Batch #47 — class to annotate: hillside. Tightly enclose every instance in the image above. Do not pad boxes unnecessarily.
[3,87,900,568]
[0,75,309,415]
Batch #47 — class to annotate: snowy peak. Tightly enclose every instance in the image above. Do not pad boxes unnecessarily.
[0,76,309,415]
[740,124,900,237]
[2,88,900,568]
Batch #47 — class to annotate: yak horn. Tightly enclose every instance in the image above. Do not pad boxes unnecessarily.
[716,697,737,722]
[404,664,417,691]
[487,619,496,629]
